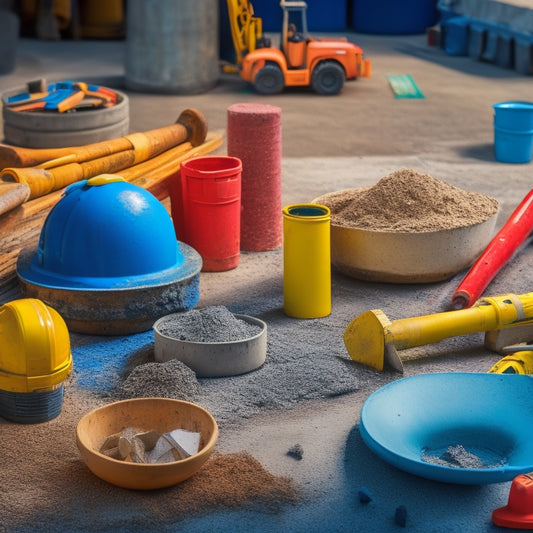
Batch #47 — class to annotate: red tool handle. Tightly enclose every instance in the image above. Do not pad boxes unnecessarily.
[451,189,533,309]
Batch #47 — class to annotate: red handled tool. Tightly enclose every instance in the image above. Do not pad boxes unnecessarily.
[451,189,533,310]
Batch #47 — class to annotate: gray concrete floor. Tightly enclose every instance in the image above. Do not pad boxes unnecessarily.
[1,31,533,532]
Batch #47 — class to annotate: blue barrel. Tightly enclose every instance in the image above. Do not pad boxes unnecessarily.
[493,101,533,163]
[351,0,438,35]
[253,0,347,32]
[514,33,533,75]
[444,16,471,56]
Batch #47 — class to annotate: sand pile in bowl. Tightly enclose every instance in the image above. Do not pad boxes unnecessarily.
[319,168,499,232]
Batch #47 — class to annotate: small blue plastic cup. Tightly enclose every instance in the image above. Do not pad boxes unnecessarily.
[494,125,533,164]
[493,101,533,131]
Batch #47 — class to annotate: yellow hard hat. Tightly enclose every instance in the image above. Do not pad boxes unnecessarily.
[0,298,72,393]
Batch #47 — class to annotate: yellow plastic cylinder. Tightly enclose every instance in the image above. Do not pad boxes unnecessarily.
[283,204,331,318]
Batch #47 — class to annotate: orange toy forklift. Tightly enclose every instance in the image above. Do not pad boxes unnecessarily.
[227,0,371,95]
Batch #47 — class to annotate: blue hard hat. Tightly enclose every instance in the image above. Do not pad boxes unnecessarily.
[19,175,196,289]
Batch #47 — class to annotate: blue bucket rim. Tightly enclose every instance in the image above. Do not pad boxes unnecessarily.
[493,101,533,111]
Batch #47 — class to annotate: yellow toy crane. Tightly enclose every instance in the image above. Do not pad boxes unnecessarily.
[225,0,371,95]
[225,0,269,68]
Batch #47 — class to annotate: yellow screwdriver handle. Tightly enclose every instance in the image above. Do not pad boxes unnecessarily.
[387,292,533,351]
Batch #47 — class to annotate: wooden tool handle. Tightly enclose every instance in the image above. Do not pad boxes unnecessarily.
[1,150,136,199]
[0,109,209,200]
[0,108,207,169]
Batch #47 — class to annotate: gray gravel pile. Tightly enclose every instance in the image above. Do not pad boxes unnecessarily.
[157,306,262,342]
[118,359,201,401]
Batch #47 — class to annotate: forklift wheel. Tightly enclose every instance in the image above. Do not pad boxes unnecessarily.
[311,61,345,95]
[253,64,284,95]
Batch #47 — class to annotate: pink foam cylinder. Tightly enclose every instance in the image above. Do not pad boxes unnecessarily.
[227,103,282,251]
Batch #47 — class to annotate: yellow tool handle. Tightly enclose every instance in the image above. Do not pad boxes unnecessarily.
[388,292,533,350]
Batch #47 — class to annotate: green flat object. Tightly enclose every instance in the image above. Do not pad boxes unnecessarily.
[387,74,425,99]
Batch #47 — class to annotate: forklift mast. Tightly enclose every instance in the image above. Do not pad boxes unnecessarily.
[226,0,264,66]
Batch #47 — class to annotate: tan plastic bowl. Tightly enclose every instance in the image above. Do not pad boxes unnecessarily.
[153,314,267,377]
[76,398,218,490]
[313,192,499,283]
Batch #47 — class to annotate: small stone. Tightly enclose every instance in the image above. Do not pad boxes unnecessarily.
[130,436,148,464]
[358,487,372,503]
[116,427,149,463]
[394,505,407,527]
[117,427,137,459]
[162,429,201,459]
[100,446,121,459]
[135,430,160,451]
[99,432,121,454]
[148,436,178,464]
[287,444,303,460]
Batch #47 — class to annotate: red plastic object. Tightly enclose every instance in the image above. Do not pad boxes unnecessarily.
[171,156,242,272]
[452,189,533,309]
[492,473,533,529]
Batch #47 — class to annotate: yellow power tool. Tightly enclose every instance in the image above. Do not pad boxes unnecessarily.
[488,345,533,374]
[344,292,533,372]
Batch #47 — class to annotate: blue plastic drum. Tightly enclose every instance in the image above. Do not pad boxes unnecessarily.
[493,101,533,131]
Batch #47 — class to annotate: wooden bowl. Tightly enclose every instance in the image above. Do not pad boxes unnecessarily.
[76,398,218,490]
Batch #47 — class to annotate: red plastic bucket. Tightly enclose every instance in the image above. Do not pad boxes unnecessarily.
[172,156,242,271]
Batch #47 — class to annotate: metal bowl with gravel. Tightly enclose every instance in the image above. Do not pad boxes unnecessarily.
[153,306,267,378]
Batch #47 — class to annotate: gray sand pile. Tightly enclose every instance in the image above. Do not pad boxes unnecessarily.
[118,359,201,400]
[157,305,262,342]
[421,445,505,469]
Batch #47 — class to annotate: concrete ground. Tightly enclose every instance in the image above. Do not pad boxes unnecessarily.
[1,26,533,533]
